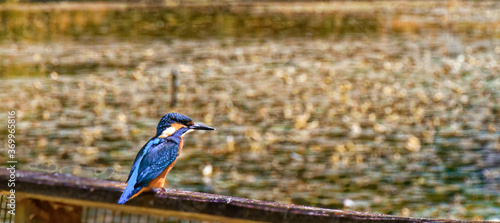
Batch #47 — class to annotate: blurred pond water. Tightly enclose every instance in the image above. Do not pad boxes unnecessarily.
[0,1,499,220]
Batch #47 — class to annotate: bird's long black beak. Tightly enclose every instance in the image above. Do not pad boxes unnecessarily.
[189,123,215,131]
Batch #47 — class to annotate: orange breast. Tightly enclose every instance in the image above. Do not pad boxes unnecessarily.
[146,160,177,188]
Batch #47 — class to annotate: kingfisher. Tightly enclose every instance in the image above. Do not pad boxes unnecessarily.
[118,113,215,204]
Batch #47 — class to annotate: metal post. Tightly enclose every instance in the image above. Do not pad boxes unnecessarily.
[171,68,179,108]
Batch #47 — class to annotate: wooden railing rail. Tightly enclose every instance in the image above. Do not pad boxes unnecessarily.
[0,168,474,223]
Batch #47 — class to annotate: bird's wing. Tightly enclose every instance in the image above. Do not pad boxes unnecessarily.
[127,138,160,182]
[135,139,179,187]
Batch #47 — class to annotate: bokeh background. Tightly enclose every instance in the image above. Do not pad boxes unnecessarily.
[0,0,499,220]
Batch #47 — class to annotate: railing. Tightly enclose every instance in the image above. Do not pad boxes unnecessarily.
[0,168,472,223]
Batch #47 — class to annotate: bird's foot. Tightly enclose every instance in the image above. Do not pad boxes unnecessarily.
[152,187,168,194]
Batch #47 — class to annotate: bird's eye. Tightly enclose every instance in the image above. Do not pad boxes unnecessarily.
[188,122,194,126]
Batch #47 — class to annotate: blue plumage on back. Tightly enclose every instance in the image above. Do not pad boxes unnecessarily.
[118,138,161,204]
[125,138,160,182]
[138,130,187,185]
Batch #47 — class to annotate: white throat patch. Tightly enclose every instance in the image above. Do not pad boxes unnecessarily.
[181,129,194,137]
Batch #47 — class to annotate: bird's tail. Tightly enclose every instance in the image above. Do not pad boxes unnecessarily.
[118,185,142,204]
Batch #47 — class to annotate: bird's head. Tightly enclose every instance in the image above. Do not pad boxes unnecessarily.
[155,113,215,138]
